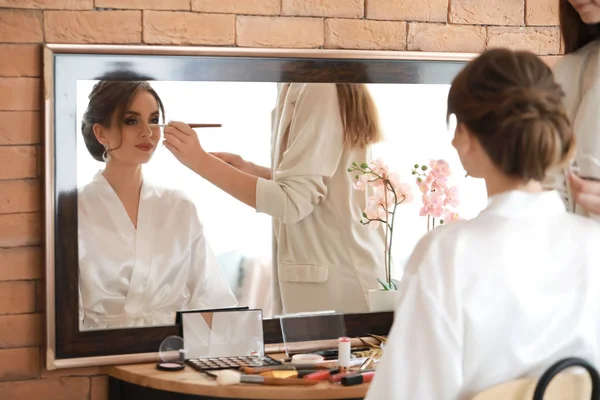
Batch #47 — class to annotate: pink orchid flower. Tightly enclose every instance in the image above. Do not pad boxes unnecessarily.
[365,191,390,229]
[430,159,451,177]
[442,209,462,223]
[419,192,444,218]
[353,174,370,191]
[431,176,448,192]
[389,172,414,204]
[369,157,390,179]
[444,186,460,208]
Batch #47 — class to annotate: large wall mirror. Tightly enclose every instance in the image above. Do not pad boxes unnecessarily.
[45,45,479,369]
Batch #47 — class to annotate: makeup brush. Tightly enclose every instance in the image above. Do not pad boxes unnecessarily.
[216,369,320,386]
[240,364,331,374]
[149,123,221,128]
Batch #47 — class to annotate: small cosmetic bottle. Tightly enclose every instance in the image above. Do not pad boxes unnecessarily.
[338,337,351,373]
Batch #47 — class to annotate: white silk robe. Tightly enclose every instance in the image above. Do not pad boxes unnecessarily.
[366,190,600,400]
[78,171,238,330]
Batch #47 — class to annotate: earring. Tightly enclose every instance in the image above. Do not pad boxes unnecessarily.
[102,144,109,162]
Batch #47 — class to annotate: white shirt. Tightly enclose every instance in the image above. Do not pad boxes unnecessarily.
[78,171,238,330]
[366,190,600,400]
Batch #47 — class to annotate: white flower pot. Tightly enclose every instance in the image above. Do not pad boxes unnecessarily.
[368,289,400,312]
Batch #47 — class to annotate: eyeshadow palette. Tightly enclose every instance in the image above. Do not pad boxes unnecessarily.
[186,355,281,371]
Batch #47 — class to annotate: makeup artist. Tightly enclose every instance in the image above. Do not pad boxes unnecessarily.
[543,0,600,219]
[163,83,386,315]
[367,48,600,400]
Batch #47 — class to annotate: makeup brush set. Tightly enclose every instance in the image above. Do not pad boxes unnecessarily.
[206,363,376,387]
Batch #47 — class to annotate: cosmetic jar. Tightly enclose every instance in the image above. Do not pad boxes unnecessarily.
[291,354,325,365]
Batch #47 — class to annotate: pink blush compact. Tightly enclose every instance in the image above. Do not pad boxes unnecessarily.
[156,362,185,371]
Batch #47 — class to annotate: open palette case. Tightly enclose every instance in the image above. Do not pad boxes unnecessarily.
[171,307,281,371]
[167,307,382,377]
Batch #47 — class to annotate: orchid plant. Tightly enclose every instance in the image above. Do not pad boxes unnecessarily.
[348,158,413,291]
[411,159,462,231]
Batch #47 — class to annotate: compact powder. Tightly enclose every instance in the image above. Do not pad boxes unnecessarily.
[156,362,185,371]
[291,354,325,365]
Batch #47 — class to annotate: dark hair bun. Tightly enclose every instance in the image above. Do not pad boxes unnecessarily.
[447,48,574,181]
[80,80,165,162]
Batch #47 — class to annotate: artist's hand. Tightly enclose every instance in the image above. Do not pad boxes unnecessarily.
[569,172,600,215]
[210,152,254,174]
[163,121,208,173]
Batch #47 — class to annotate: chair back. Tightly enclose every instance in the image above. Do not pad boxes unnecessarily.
[472,357,599,400]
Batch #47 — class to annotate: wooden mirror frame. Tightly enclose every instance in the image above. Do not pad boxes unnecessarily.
[44,44,474,370]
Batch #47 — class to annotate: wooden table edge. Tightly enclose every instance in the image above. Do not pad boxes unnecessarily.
[107,364,371,399]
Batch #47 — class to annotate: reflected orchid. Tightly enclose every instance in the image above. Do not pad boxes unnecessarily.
[412,159,462,231]
[348,159,413,290]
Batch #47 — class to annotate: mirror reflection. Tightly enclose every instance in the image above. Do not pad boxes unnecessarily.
[181,309,264,359]
[76,80,488,331]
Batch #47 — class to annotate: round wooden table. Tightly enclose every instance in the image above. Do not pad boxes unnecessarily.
[107,364,370,400]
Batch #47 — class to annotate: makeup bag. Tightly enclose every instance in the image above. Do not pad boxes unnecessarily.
[532,357,600,400]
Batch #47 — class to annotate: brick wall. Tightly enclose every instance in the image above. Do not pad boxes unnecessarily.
[0,0,560,398]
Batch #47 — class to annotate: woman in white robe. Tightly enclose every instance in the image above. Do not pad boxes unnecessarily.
[78,80,237,330]
[366,49,600,400]
[162,84,389,315]
[543,0,600,220]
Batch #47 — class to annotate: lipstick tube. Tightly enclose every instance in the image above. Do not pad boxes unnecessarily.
[302,368,340,381]
[329,369,375,383]
[341,371,375,386]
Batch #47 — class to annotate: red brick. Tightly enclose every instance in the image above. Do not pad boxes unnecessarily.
[0,377,90,399]
[450,0,524,25]
[237,16,324,48]
[0,111,41,145]
[192,0,280,15]
[41,366,104,378]
[96,0,189,10]
[487,26,561,55]
[0,213,42,247]
[0,281,36,315]
[282,0,363,18]
[0,180,41,214]
[325,19,407,50]
[0,314,42,348]
[367,0,447,22]
[0,146,37,180]
[91,376,108,400]
[408,23,486,53]
[143,11,234,45]
[0,45,41,77]
[526,0,559,26]
[0,0,92,9]
[44,11,142,44]
[0,78,40,111]
[0,347,39,381]
[0,247,42,281]
[0,10,43,43]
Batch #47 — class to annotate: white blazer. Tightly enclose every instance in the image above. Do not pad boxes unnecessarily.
[366,190,600,400]
[255,83,386,315]
[545,40,600,221]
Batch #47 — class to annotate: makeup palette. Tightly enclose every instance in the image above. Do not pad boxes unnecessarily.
[186,355,281,372]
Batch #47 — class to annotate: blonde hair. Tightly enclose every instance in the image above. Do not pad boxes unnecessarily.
[336,84,382,148]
